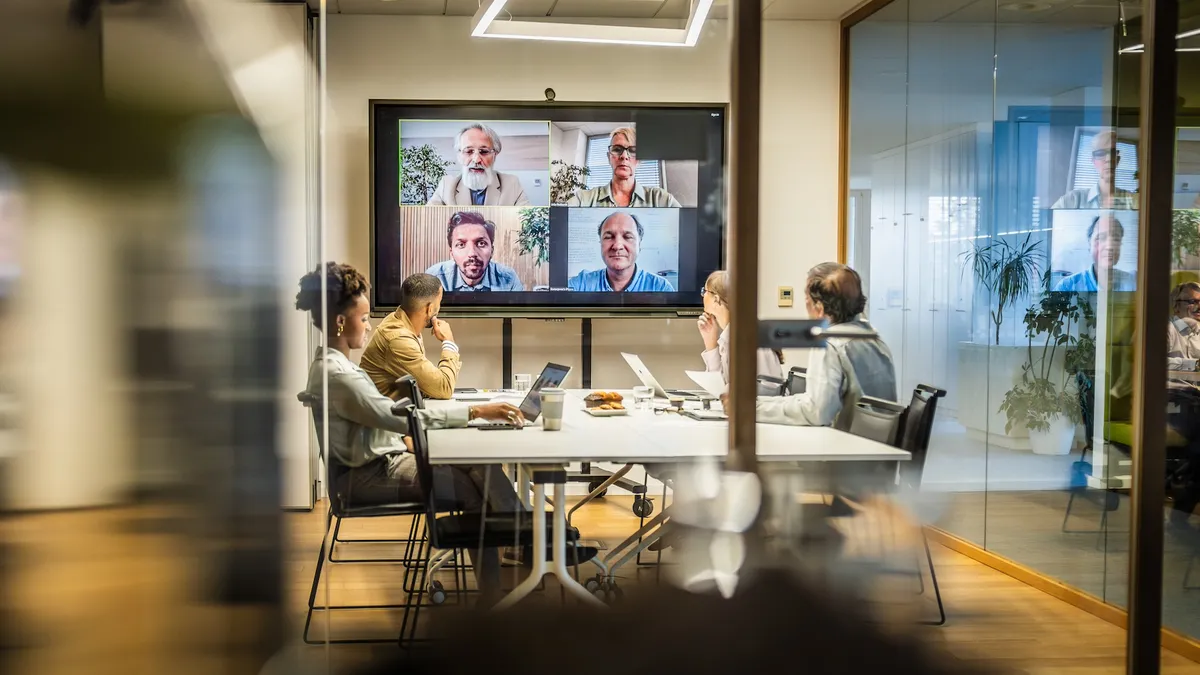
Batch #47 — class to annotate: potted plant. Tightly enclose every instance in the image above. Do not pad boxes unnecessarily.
[1172,208,1200,266]
[550,159,589,205]
[961,233,1043,345]
[400,144,451,204]
[999,290,1094,455]
[517,207,550,266]
[956,234,1045,448]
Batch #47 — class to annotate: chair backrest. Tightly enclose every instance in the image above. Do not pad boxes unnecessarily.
[848,396,907,447]
[394,375,425,408]
[400,396,439,528]
[897,384,947,483]
[757,375,786,396]
[786,366,807,395]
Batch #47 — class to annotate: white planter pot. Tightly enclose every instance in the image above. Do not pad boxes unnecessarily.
[1028,416,1075,456]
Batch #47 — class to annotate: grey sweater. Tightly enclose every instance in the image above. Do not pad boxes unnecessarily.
[305,348,468,468]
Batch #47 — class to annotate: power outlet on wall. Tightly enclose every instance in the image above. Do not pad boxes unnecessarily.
[778,286,793,308]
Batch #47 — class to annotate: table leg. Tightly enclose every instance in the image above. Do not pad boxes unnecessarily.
[492,482,546,611]
[550,482,606,607]
[517,464,532,510]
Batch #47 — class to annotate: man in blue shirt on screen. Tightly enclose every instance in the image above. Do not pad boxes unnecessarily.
[1053,213,1135,292]
[567,212,675,293]
[426,211,524,292]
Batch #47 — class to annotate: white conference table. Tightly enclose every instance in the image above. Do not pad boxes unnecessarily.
[424,389,909,609]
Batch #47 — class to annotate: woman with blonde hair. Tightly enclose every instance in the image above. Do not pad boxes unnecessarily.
[697,270,784,388]
[566,126,682,208]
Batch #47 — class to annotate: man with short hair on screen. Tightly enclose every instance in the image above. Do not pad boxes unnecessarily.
[360,273,461,400]
[427,123,530,207]
[567,127,682,208]
[567,211,675,292]
[1053,213,1135,292]
[426,211,524,292]
[1052,130,1137,210]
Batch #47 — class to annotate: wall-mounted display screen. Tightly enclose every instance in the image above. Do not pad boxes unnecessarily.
[370,102,725,315]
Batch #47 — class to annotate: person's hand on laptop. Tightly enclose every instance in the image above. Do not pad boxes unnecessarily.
[470,402,525,425]
[433,318,455,343]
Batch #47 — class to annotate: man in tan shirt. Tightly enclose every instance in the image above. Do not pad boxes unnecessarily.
[361,273,461,400]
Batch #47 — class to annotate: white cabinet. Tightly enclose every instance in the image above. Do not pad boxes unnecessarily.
[865,125,989,415]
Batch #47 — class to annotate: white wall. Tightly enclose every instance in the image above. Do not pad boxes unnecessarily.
[326,16,841,385]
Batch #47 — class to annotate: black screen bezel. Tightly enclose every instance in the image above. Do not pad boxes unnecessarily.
[368,100,727,318]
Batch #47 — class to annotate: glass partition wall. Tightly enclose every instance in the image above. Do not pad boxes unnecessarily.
[848,0,1198,665]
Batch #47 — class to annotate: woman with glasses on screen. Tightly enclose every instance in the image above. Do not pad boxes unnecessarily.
[567,127,682,208]
[697,270,783,390]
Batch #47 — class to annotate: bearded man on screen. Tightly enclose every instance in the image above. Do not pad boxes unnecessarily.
[427,123,531,207]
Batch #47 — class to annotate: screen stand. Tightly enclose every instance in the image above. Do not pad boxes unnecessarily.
[502,318,513,389]
[581,318,592,389]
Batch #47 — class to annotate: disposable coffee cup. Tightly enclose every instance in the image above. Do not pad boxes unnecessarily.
[540,388,566,431]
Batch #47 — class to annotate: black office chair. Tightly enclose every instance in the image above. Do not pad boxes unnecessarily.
[399,401,598,641]
[895,384,947,626]
[786,366,808,395]
[299,389,428,645]
[757,374,787,396]
[394,374,425,409]
[849,396,907,447]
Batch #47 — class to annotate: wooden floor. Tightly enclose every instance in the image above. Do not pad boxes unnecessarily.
[2,498,1199,675]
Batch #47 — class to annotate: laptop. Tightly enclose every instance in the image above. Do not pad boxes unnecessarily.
[619,353,707,400]
[467,362,572,428]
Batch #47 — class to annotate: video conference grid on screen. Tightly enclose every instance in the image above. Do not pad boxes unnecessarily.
[371,104,725,311]
[1043,128,1146,294]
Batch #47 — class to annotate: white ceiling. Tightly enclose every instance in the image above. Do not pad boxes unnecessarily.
[307,0,867,21]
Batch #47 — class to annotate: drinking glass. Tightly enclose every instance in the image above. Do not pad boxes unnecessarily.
[633,385,654,411]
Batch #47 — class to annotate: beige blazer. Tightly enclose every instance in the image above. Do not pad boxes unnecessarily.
[359,310,462,400]
[426,171,530,206]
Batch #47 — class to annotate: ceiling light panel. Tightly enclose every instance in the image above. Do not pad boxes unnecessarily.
[471,0,714,47]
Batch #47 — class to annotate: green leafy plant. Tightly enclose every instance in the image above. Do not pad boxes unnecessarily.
[1172,209,1200,266]
[998,290,1094,433]
[961,234,1044,344]
[550,160,589,204]
[401,144,452,204]
[517,207,550,266]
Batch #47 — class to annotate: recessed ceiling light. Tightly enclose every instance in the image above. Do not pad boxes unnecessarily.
[999,2,1051,10]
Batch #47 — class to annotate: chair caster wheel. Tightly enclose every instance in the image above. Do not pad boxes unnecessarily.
[588,480,609,498]
[584,577,601,592]
[632,498,654,518]
[429,580,446,605]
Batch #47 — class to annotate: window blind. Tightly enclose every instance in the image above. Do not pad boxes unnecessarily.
[1072,132,1139,192]
[584,135,663,189]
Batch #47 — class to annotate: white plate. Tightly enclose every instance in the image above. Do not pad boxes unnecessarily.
[583,407,629,417]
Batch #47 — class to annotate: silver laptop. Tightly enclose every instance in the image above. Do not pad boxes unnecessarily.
[620,353,706,400]
[467,362,572,427]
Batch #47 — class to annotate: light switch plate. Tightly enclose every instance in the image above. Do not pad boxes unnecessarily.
[778,286,794,308]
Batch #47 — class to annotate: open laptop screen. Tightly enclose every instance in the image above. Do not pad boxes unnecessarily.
[518,363,571,421]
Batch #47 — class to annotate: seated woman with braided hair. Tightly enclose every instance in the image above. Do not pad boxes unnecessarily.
[296,262,525,595]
